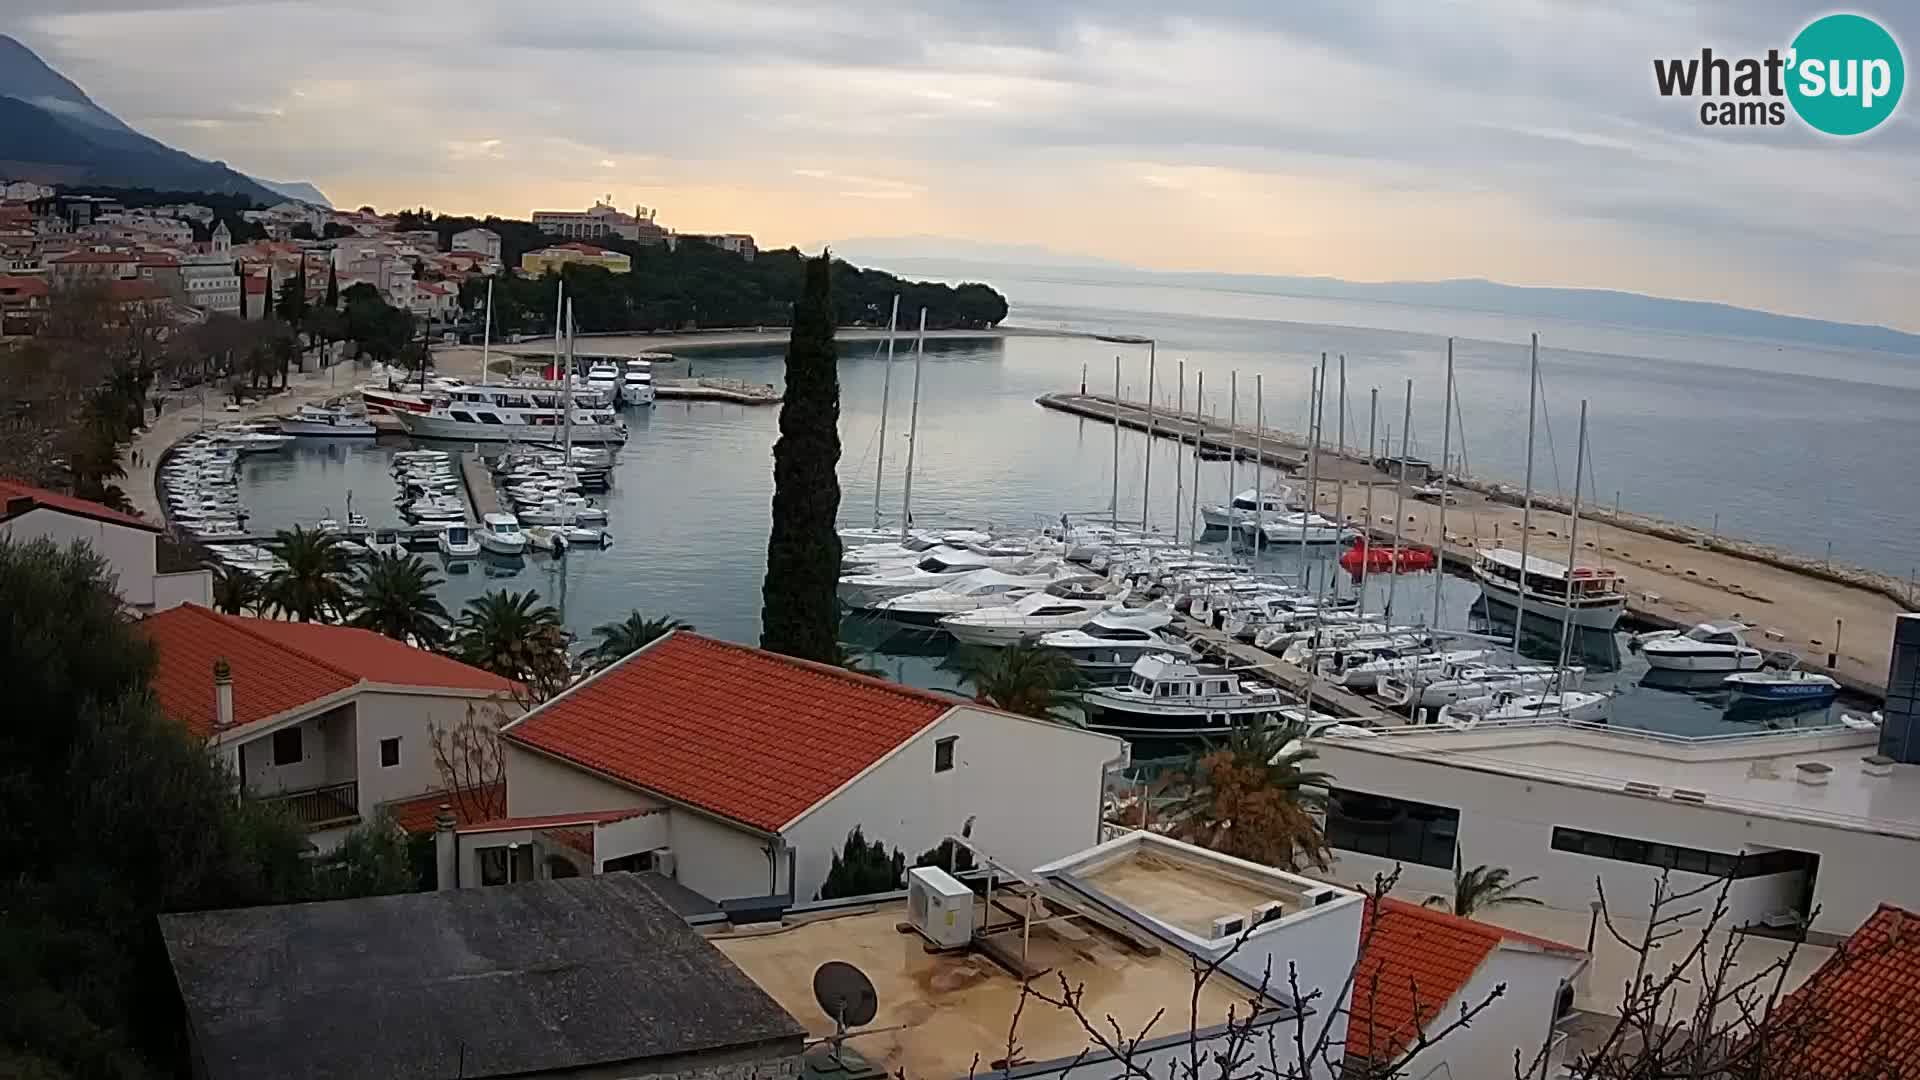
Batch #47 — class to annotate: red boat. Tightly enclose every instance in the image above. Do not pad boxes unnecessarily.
[1339,537,1436,575]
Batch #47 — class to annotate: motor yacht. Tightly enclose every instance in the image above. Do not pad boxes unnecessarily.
[1243,512,1352,546]
[939,586,1127,647]
[1437,687,1611,726]
[1037,607,1195,677]
[437,523,480,558]
[1199,487,1297,530]
[838,550,1059,608]
[871,569,1059,626]
[1316,647,1494,690]
[621,358,657,406]
[478,512,529,555]
[1079,653,1292,744]
[1635,622,1765,672]
[1377,663,1577,711]
[1472,548,1627,630]
[280,401,377,437]
[395,380,627,444]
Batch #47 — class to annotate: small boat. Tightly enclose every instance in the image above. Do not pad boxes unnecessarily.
[939,587,1127,647]
[280,401,378,437]
[1378,663,1578,711]
[1316,647,1494,691]
[1723,669,1839,705]
[621,358,657,407]
[478,512,529,555]
[1200,487,1296,531]
[1243,512,1351,546]
[1409,484,1459,505]
[1438,688,1611,726]
[1339,538,1435,575]
[1079,653,1293,743]
[437,524,480,558]
[1635,623,1765,672]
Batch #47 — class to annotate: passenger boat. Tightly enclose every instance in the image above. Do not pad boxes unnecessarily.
[1635,623,1765,672]
[1472,548,1627,630]
[394,380,627,444]
[1079,653,1292,743]
[478,512,529,555]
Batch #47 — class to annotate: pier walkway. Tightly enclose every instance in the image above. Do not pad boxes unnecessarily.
[1177,617,1396,724]
[1037,392,1310,471]
[458,452,498,519]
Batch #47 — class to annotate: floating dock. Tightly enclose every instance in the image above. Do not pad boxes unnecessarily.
[1177,618,1398,723]
[654,378,781,405]
[1037,392,1309,471]
[457,452,498,519]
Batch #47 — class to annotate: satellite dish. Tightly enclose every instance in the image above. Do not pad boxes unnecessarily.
[813,961,879,1029]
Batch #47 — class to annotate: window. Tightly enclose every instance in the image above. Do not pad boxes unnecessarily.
[272,727,303,766]
[478,844,535,886]
[1325,787,1459,868]
[379,737,400,768]
[934,736,957,773]
[1549,827,1815,879]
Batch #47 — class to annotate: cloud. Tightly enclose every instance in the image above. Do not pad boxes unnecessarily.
[5,0,1916,327]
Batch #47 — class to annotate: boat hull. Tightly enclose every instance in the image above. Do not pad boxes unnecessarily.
[478,535,528,556]
[1725,681,1838,703]
[1475,579,1624,630]
[396,412,627,444]
[280,419,377,437]
[1641,647,1763,672]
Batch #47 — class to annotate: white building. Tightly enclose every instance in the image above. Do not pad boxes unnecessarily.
[532,199,668,244]
[482,630,1130,904]
[140,604,518,852]
[3,180,54,201]
[671,232,757,260]
[0,479,208,612]
[1309,718,1920,937]
[450,227,501,260]
[180,256,241,315]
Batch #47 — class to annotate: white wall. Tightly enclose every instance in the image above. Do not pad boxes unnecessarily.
[152,569,211,611]
[782,707,1125,902]
[672,809,781,901]
[1312,744,1912,936]
[238,706,351,797]
[502,742,658,817]
[352,689,512,815]
[3,508,157,607]
[593,810,670,870]
[1396,948,1581,1080]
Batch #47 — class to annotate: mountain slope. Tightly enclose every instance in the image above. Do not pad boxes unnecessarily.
[0,34,279,203]
[257,179,332,207]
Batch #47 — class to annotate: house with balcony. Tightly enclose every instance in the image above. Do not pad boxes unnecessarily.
[140,604,516,850]
[1,478,208,610]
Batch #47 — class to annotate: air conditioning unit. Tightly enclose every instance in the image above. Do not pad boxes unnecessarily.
[1210,913,1247,939]
[906,866,974,949]
[652,848,675,877]
[1251,900,1287,927]
[1302,886,1342,907]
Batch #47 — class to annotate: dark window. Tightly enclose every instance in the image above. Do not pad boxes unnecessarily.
[1550,827,1814,879]
[272,727,303,766]
[602,851,656,874]
[477,412,503,424]
[1325,787,1459,868]
[934,736,957,773]
[450,410,476,423]
[478,844,534,886]
[379,737,400,768]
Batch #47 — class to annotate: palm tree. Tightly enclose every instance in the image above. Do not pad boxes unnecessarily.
[1427,861,1543,917]
[583,611,690,670]
[940,640,1082,721]
[454,589,571,700]
[347,551,449,647]
[262,525,350,622]
[209,564,262,615]
[1167,719,1334,871]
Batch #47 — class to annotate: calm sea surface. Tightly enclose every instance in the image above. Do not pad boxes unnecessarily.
[229,274,1909,740]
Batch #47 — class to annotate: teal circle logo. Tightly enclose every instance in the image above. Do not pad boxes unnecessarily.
[1787,14,1904,135]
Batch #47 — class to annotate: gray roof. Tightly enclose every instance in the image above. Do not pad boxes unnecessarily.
[159,875,805,1080]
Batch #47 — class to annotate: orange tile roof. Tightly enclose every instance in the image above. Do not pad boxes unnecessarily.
[0,276,50,299]
[1348,899,1513,1062]
[458,808,650,834]
[0,476,157,531]
[382,785,504,834]
[1756,904,1920,1078]
[140,605,512,739]
[504,631,956,832]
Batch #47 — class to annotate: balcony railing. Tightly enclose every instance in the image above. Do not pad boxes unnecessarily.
[256,780,360,830]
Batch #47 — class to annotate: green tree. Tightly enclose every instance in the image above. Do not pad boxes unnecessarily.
[274,267,305,323]
[262,525,350,621]
[209,563,262,615]
[454,589,571,700]
[1426,861,1543,917]
[346,551,449,647]
[816,826,905,900]
[307,817,418,900]
[759,252,843,663]
[583,610,691,671]
[915,837,976,874]
[323,260,338,309]
[941,640,1082,721]
[1168,719,1333,871]
[259,266,271,321]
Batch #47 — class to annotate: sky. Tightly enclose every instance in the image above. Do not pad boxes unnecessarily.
[6,0,1918,329]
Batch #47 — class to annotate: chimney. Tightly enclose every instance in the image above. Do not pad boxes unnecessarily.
[213,658,234,731]
[434,804,458,890]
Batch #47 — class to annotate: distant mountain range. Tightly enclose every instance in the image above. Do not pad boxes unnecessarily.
[0,34,328,206]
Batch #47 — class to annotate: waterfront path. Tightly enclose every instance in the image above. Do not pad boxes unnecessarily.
[1047,391,1905,695]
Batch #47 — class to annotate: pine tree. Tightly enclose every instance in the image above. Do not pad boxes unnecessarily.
[759,251,844,663]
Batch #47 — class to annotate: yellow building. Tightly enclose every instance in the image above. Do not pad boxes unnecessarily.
[519,242,632,276]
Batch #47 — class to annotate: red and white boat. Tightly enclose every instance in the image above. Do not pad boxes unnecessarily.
[358,383,433,416]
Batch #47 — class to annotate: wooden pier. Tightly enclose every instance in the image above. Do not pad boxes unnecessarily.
[458,452,498,519]
[1177,617,1399,724]
[1037,392,1313,472]
[655,378,781,405]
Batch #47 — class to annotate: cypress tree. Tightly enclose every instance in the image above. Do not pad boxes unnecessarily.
[759,252,843,663]
[324,260,338,309]
[260,267,272,320]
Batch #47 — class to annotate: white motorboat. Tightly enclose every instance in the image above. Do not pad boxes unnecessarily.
[1472,548,1627,630]
[838,550,1058,608]
[620,358,657,406]
[1377,663,1578,711]
[1635,623,1764,672]
[204,543,285,575]
[586,360,620,393]
[394,380,627,444]
[478,512,529,555]
[1279,626,1435,665]
[437,524,480,558]
[280,401,378,437]
[206,428,295,454]
[1200,487,1296,530]
[1080,653,1292,743]
[1317,647,1494,690]
[1723,669,1840,706]
[1038,608,1194,675]
[516,497,608,526]
[939,587,1127,647]
[405,498,466,523]
[1438,688,1611,726]
[1244,512,1352,546]
[872,569,1062,626]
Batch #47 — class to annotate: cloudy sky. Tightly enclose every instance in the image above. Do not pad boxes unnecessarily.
[7,1,1917,327]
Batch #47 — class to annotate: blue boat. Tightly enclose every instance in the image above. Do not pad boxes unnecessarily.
[1723,669,1840,705]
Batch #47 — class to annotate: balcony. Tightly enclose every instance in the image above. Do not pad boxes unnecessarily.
[257,780,360,830]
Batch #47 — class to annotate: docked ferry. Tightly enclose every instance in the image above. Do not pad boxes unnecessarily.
[1471,547,1626,630]
[393,380,628,444]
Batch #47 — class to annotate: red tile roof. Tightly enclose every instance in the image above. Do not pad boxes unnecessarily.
[0,275,50,299]
[1756,904,1920,1078]
[0,476,157,531]
[382,786,504,834]
[457,808,650,834]
[140,605,513,738]
[504,632,956,832]
[1348,898,1580,1062]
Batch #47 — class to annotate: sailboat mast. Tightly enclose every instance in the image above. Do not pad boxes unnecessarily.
[480,278,494,386]
[1226,372,1238,556]
[1335,354,1347,596]
[562,300,574,458]
[1432,339,1455,629]
[1300,355,1326,568]
[898,308,927,542]
[1386,379,1412,620]
[552,280,564,382]
[1253,375,1266,555]
[1189,371,1203,555]
[1555,400,1590,688]
[1110,356,1121,531]
[1141,343,1155,531]
[1357,388,1378,618]
[1516,333,1541,648]
[1172,361,1185,545]
[873,295,899,530]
